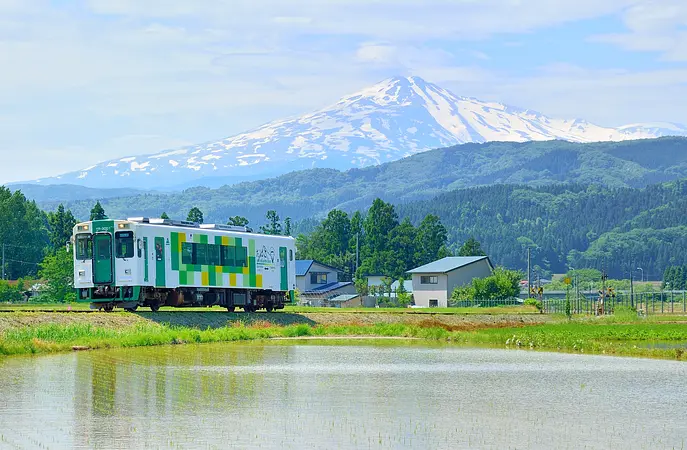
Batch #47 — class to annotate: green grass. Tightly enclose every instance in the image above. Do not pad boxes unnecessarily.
[0,302,541,314]
[2,312,687,360]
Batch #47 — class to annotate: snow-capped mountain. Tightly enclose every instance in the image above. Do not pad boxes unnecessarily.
[31,76,687,189]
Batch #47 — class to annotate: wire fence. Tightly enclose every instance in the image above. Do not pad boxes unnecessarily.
[543,291,687,315]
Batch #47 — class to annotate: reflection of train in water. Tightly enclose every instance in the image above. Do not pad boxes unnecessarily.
[72,217,296,312]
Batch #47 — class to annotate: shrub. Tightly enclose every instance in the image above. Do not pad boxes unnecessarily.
[524,298,543,312]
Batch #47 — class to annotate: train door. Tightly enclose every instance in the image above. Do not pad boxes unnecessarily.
[93,233,113,284]
[155,237,166,287]
[279,246,288,291]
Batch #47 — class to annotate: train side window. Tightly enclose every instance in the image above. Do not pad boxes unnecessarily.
[289,249,293,261]
[221,246,235,267]
[236,246,247,267]
[207,244,221,266]
[181,242,194,265]
[155,242,163,261]
[195,243,208,265]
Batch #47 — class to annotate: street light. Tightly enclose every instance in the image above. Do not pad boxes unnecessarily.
[637,267,644,283]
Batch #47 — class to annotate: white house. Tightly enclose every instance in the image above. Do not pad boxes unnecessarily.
[295,260,356,306]
[407,256,493,307]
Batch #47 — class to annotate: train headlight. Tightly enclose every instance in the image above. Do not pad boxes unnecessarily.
[125,269,131,275]
[78,270,86,277]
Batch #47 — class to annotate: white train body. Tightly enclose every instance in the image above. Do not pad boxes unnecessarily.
[72,217,296,312]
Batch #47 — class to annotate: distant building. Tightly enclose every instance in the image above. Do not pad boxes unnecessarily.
[391,279,413,295]
[407,256,494,307]
[295,260,357,306]
[366,275,387,288]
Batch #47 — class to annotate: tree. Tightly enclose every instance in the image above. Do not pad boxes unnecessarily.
[363,199,398,254]
[458,237,486,257]
[260,210,282,235]
[89,201,107,221]
[0,187,49,279]
[0,280,22,303]
[186,207,204,224]
[47,204,77,253]
[38,247,75,303]
[160,212,170,220]
[414,214,448,267]
[284,217,292,236]
[451,267,523,305]
[227,216,249,227]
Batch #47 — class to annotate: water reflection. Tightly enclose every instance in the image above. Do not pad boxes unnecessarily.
[0,343,685,449]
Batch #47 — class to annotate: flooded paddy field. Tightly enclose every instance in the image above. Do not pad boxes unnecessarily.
[0,342,685,449]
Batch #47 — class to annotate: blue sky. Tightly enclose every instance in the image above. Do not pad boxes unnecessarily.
[0,0,685,182]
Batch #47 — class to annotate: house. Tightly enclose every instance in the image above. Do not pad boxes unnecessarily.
[295,260,357,306]
[407,256,494,307]
[323,294,362,308]
[366,275,387,288]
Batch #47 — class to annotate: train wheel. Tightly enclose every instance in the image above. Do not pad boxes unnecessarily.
[103,304,114,313]
[244,305,253,313]
[150,303,160,312]
[266,304,274,313]
[226,306,236,312]
[125,305,138,312]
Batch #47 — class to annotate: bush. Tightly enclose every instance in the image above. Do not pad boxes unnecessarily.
[524,298,543,312]
[0,280,23,303]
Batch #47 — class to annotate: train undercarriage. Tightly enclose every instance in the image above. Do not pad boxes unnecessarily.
[78,286,288,313]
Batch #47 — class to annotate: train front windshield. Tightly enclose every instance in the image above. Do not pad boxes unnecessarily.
[75,234,93,260]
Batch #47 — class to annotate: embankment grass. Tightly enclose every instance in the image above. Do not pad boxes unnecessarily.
[0,302,540,314]
[2,312,687,360]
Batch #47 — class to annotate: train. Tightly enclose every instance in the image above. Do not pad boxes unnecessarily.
[72,217,297,312]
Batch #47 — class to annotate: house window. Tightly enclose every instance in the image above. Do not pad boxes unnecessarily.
[420,275,438,284]
[429,299,438,308]
[310,273,327,284]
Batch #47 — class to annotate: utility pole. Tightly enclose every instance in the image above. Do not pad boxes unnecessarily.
[355,233,359,274]
[527,247,531,296]
[630,268,634,309]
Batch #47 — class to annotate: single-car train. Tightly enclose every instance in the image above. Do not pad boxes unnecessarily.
[72,217,296,312]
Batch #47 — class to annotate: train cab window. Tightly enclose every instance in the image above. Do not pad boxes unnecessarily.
[289,249,293,261]
[115,231,134,258]
[75,234,92,260]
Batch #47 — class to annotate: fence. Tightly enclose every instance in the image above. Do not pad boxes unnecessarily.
[543,291,687,315]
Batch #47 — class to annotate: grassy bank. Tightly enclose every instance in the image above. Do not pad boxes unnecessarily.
[0,302,540,314]
[1,310,686,360]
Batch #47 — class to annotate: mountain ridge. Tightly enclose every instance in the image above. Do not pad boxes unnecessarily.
[28,137,687,223]
[26,76,687,189]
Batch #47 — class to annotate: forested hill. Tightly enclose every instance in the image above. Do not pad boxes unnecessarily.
[397,180,687,280]
[33,137,687,224]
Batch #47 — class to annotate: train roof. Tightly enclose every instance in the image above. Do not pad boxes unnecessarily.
[73,217,295,241]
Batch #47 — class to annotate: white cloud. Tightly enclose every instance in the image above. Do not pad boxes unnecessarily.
[591,0,687,61]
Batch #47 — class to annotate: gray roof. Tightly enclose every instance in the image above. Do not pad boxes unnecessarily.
[327,294,360,303]
[295,259,341,277]
[407,256,491,274]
